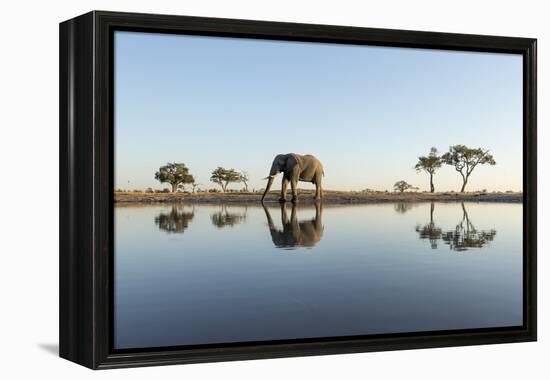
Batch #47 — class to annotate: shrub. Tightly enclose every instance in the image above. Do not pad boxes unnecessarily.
[393,180,415,193]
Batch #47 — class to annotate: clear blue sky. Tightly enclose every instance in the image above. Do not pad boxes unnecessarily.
[115,31,523,192]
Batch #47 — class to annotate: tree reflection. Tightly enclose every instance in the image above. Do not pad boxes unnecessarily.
[211,206,247,228]
[442,203,496,251]
[415,203,442,249]
[262,202,324,250]
[394,202,414,214]
[416,203,496,251]
[154,206,195,234]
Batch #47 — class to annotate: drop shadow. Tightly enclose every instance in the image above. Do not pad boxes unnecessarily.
[38,343,59,356]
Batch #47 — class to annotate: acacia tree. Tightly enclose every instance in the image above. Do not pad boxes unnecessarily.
[394,180,414,193]
[154,163,194,192]
[239,171,250,192]
[415,147,442,193]
[189,182,202,193]
[210,167,241,192]
[441,145,496,192]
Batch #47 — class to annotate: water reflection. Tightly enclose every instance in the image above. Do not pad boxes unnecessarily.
[415,203,442,248]
[154,206,195,234]
[442,203,497,251]
[116,202,521,348]
[416,203,497,251]
[394,202,415,214]
[211,206,247,228]
[262,203,324,250]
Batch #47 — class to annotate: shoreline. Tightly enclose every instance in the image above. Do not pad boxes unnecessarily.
[114,191,522,204]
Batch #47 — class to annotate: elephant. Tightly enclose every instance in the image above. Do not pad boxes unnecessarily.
[261,153,324,203]
[262,202,324,249]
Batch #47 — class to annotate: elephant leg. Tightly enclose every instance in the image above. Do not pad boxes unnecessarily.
[314,175,323,201]
[290,178,298,203]
[280,178,288,202]
[290,166,300,203]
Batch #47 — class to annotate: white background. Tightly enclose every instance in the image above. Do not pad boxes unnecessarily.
[0,0,546,378]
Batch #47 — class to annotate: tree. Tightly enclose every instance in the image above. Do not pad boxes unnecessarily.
[210,167,241,192]
[239,171,250,192]
[441,145,496,192]
[415,147,442,193]
[394,180,414,192]
[189,182,202,193]
[154,163,194,192]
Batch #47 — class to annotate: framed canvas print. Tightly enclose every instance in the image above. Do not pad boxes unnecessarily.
[59,11,537,369]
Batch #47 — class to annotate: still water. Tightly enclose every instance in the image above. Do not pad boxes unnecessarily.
[114,202,523,349]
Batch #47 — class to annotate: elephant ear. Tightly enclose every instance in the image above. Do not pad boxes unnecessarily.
[289,154,303,170]
[276,155,287,168]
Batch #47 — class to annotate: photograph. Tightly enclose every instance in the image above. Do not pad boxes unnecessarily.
[1,0,545,377]
[113,30,524,350]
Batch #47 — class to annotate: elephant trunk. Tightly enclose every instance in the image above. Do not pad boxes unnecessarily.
[269,162,280,177]
[261,176,275,202]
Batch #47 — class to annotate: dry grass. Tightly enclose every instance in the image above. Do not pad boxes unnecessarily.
[114,190,522,204]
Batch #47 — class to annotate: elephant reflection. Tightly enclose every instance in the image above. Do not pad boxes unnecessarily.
[263,202,324,249]
[154,205,195,233]
[211,206,247,228]
[416,202,496,251]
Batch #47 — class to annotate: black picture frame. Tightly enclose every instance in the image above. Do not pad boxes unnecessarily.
[59,10,537,369]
